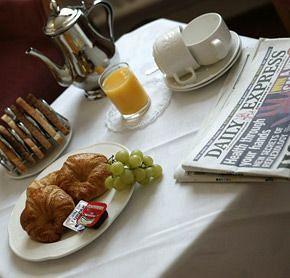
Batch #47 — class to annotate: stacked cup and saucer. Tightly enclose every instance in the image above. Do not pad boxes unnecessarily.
[153,13,242,92]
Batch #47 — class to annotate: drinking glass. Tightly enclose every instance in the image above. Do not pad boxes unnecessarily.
[99,63,150,120]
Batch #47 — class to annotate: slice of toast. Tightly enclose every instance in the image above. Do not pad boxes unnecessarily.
[1,114,44,159]
[26,94,70,135]
[0,124,35,164]
[10,105,52,150]
[0,138,27,173]
[16,97,64,144]
[8,127,38,161]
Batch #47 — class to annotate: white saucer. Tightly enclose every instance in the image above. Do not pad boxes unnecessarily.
[165,31,241,92]
[173,45,242,92]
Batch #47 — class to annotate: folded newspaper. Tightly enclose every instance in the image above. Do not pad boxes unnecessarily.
[175,38,290,182]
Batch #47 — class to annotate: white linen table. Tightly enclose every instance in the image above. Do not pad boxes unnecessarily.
[1,19,290,278]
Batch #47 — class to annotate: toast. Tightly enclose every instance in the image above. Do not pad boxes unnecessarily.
[1,114,44,159]
[0,125,35,163]
[16,97,64,144]
[10,105,52,150]
[0,94,71,175]
[0,138,27,173]
[26,94,70,135]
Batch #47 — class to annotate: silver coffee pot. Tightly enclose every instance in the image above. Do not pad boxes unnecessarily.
[27,0,118,99]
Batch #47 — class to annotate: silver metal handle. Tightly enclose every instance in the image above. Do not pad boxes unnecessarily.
[83,0,115,58]
[87,0,115,42]
[50,0,60,15]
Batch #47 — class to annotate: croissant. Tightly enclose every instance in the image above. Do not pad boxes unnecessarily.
[39,171,59,186]
[56,153,110,203]
[20,181,75,243]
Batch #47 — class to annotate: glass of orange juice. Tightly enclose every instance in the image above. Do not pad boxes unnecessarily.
[99,63,151,120]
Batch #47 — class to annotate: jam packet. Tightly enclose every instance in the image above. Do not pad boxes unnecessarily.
[77,202,108,228]
[63,200,108,232]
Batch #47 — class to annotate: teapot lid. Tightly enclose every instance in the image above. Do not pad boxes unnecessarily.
[44,7,82,36]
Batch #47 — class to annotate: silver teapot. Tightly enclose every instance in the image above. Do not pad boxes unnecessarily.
[27,0,118,99]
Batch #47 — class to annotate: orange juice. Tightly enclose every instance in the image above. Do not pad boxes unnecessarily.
[102,66,149,115]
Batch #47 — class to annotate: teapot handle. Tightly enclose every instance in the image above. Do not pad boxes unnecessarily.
[86,0,115,58]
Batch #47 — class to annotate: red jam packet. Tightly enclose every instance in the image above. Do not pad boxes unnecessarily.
[77,202,108,228]
[63,201,108,232]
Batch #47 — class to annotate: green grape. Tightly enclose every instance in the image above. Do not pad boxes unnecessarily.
[105,176,114,189]
[133,168,146,182]
[107,164,112,172]
[131,150,143,160]
[113,177,127,190]
[110,161,124,176]
[128,155,142,168]
[139,177,151,186]
[143,156,153,167]
[152,164,163,178]
[120,169,135,185]
[145,167,153,178]
[115,150,129,164]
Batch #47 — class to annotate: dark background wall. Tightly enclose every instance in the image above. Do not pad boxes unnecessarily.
[107,0,288,39]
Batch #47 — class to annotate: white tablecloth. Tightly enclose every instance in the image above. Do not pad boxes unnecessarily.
[1,19,290,278]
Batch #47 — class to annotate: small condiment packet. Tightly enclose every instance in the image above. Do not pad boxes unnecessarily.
[63,200,88,232]
[77,202,108,228]
[63,200,108,232]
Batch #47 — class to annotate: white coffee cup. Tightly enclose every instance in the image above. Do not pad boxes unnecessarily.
[182,13,232,65]
[153,26,200,85]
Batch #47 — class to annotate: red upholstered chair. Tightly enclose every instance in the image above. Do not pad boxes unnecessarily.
[0,0,63,114]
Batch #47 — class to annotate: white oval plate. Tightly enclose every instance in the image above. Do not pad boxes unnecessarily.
[7,128,73,179]
[8,142,134,262]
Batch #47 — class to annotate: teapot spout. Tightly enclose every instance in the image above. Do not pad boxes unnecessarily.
[26,47,72,87]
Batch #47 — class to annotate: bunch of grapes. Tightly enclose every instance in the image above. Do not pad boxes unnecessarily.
[105,149,163,191]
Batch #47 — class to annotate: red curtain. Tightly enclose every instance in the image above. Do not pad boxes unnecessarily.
[0,0,63,114]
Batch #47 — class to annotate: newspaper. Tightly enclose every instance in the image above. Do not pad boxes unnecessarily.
[174,165,287,183]
[176,38,290,182]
